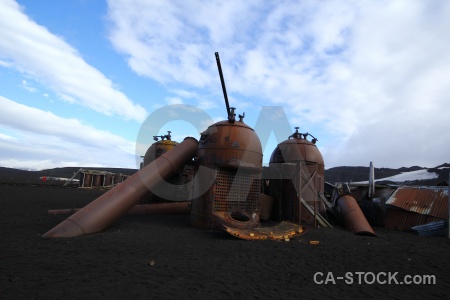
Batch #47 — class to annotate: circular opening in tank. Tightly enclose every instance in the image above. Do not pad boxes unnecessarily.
[230,212,250,222]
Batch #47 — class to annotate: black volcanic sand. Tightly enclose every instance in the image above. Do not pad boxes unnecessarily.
[1,182,450,299]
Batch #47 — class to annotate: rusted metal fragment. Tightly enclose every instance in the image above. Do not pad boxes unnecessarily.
[386,186,448,219]
[384,209,442,231]
[254,221,305,238]
[212,211,259,230]
[221,221,306,241]
[337,194,376,236]
[223,227,268,240]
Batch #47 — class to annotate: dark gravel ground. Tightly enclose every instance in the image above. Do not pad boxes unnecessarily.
[1,177,449,299]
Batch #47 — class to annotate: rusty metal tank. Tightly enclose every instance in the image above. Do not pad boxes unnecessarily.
[142,132,194,202]
[143,134,178,166]
[190,118,263,229]
[268,127,325,225]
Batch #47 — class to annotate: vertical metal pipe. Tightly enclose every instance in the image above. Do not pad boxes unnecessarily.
[215,52,230,116]
[42,137,198,238]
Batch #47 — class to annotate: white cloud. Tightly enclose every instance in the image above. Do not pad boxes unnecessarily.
[107,0,450,168]
[1,0,448,170]
[106,0,264,88]
[166,97,183,105]
[0,159,104,171]
[21,79,37,92]
[169,88,218,110]
[197,99,218,111]
[0,59,10,67]
[0,132,16,141]
[0,96,139,170]
[321,0,450,168]
[0,0,147,122]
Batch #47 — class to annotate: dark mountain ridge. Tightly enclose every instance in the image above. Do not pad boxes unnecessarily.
[1,164,449,186]
[0,167,137,185]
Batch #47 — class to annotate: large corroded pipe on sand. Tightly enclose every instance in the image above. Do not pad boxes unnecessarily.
[336,194,376,236]
[128,202,191,215]
[42,137,198,238]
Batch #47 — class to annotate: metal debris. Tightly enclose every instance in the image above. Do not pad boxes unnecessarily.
[411,220,448,236]
[221,221,306,241]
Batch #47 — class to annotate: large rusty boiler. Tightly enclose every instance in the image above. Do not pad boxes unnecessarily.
[141,131,194,202]
[190,114,263,230]
[267,127,326,225]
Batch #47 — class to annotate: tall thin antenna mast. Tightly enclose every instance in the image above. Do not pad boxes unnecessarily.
[215,52,231,117]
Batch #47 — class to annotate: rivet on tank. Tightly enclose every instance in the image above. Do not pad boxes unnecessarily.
[267,126,326,226]
[190,52,263,230]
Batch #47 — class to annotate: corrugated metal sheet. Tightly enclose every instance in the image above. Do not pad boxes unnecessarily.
[411,220,448,236]
[384,208,442,231]
[374,186,398,200]
[385,186,448,219]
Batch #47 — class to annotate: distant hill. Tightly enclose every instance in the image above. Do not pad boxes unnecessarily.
[325,163,450,186]
[1,164,449,186]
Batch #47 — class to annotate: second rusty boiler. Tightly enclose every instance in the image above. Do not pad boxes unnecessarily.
[190,114,263,230]
[141,131,195,202]
[266,127,326,225]
[142,131,178,167]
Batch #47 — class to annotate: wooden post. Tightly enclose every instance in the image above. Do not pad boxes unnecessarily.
[448,172,450,238]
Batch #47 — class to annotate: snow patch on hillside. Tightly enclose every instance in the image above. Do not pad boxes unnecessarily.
[377,169,438,182]
[355,169,439,184]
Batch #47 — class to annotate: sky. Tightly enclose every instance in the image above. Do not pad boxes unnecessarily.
[0,0,449,171]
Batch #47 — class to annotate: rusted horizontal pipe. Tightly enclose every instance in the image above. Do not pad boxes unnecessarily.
[336,194,376,236]
[128,202,191,215]
[42,137,198,238]
[48,208,81,215]
[48,202,191,216]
